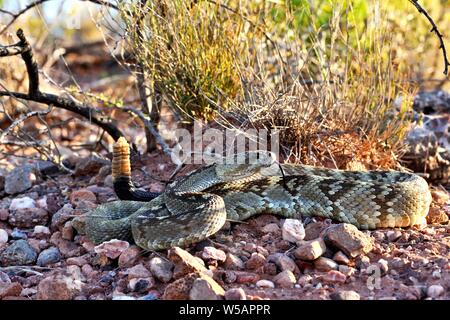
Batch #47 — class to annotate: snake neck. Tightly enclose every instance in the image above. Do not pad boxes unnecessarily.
[112,137,160,202]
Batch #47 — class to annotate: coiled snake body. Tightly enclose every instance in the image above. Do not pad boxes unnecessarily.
[81,138,432,251]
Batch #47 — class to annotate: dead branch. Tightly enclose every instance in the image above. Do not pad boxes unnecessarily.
[0,29,124,141]
[409,0,450,76]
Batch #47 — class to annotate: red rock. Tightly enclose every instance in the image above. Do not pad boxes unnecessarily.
[314,257,338,272]
[293,238,327,261]
[70,189,97,207]
[201,246,226,262]
[8,208,48,228]
[224,253,245,270]
[273,270,296,288]
[94,239,129,259]
[324,223,373,257]
[304,222,327,240]
[0,282,22,299]
[126,264,152,279]
[322,270,347,283]
[332,251,350,265]
[168,247,207,279]
[67,256,89,266]
[234,271,260,284]
[245,252,266,270]
[61,221,74,240]
[36,275,82,300]
[0,209,9,221]
[118,245,142,268]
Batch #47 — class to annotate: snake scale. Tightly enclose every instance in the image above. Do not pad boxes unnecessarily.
[80,137,432,251]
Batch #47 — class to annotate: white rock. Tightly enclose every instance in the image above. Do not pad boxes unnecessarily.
[9,197,36,210]
[94,239,130,259]
[36,196,47,210]
[427,285,444,298]
[0,229,8,244]
[256,280,275,288]
[281,219,305,243]
[33,225,50,235]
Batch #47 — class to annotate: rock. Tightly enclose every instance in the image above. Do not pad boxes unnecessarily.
[431,189,449,205]
[322,270,347,283]
[0,229,8,244]
[189,278,224,300]
[70,189,97,207]
[8,208,48,228]
[297,274,313,287]
[256,280,275,288]
[371,230,386,242]
[20,287,37,297]
[67,256,89,266]
[377,258,389,275]
[51,204,74,230]
[330,290,360,300]
[222,270,237,283]
[224,253,245,270]
[201,246,226,262]
[5,165,36,194]
[386,230,402,242]
[0,282,22,299]
[293,238,327,261]
[61,221,74,240]
[427,285,444,298]
[314,257,338,272]
[128,277,155,293]
[35,160,59,176]
[268,254,298,273]
[235,272,260,284]
[9,197,36,210]
[304,222,327,241]
[261,223,280,234]
[36,275,82,300]
[245,252,266,270]
[37,247,61,266]
[163,272,224,300]
[273,270,296,288]
[224,288,247,300]
[0,240,37,266]
[10,229,27,240]
[168,247,207,279]
[324,223,373,257]
[332,251,350,265]
[33,225,51,238]
[148,257,174,283]
[338,265,356,276]
[94,239,129,259]
[118,245,142,268]
[74,155,109,176]
[126,264,152,279]
[281,219,305,243]
[0,209,9,221]
[426,207,449,224]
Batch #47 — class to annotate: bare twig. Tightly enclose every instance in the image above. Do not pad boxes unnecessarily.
[0,29,124,141]
[409,0,450,76]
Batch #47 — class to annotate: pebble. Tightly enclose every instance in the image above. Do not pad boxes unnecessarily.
[224,253,245,270]
[297,275,313,287]
[163,272,224,300]
[322,270,347,283]
[256,280,275,288]
[8,208,48,228]
[5,165,36,194]
[0,229,8,244]
[10,229,27,240]
[94,239,130,259]
[168,247,207,279]
[338,265,356,276]
[126,264,152,279]
[371,231,386,242]
[51,204,74,230]
[33,225,51,237]
[386,230,402,242]
[273,270,296,288]
[293,238,327,261]
[269,254,298,273]
[235,271,260,284]
[261,223,280,234]
[377,258,389,275]
[189,278,224,300]
[427,285,444,298]
[324,223,373,257]
[37,247,61,266]
[148,257,174,283]
[304,222,327,240]
[74,155,109,176]
[431,189,449,205]
[9,197,36,210]
[201,246,227,262]
[118,245,142,268]
[67,256,89,266]
[314,257,339,272]
[245,252,266,270]
[61,221,74,240]
[0,240,37,266]
[332,251,350,265]
[0,282,22,299]
[36,275,82,300]
[224,288,247,300]
[330,290,360,300]
[0,209,9,221]
[281,219,305,243]
[128,277,155,293]
[70,189,97,207]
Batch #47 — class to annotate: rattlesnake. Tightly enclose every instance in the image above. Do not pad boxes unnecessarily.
[79,138,432,251]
